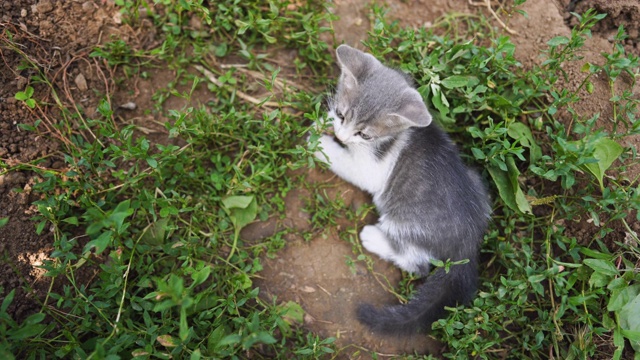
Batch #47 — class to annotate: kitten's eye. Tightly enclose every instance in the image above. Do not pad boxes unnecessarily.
[335,110,345,121]
[356,131,371,140]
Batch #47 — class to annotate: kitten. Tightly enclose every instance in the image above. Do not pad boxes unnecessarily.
[311,45,491,334]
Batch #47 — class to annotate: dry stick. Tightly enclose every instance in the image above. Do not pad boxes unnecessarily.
[468,0,517,35]
[194,65,281,108]
[94,57,119,131]
[219,64,315,93]
[60,55,104,147]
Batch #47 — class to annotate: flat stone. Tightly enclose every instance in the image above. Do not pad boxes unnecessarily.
[35,0,53,14]
[74,73,88,91]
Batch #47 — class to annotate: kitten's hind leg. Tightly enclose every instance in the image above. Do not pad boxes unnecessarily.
[360,225,396,261]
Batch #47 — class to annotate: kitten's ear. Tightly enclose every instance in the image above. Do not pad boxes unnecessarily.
[336,45,379,89]
[390,89,432,128]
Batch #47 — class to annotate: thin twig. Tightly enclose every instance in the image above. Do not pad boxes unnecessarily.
[468,0,517,35]
[194,65,280,107]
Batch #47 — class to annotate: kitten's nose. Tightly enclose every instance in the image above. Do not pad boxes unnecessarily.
[335,129,349,144]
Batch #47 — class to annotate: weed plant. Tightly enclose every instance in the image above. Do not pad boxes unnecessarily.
[1,0,639,359]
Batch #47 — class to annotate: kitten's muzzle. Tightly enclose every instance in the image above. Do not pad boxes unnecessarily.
[333,135,347,148]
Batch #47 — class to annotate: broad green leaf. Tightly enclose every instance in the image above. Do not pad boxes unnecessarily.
[157,334,179,347]
[507,122,542,164]
[109,199,134,233]
[430,84,449,117]
[222,195,254,210]
[189,349,201,360]
[62,216,79,225]
[0,217,8,228]
[191,266,211,287]
[589,270,613,288]
[279,301,305,325]
[141,218,169,245]
[584,258,619,277]
[242,331,277,349]
[222,195,258,230]
[609,284,640,312]
[233,272,252,290]
[488,157,532,214]
[619,292,640,352]
[207,326,228,352]
[218,334,241,347]
[25,312,46,324]
[441,75,478,89]
[547,36,569,46]
[9,323,46,340]
[146,158,158,169]
[581,137,623,190]
[83,230,114,255]
[1,289,15,314]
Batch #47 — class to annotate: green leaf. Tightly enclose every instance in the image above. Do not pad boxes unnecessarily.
[146,158,158,169]
[1,289,15,314]
[584,258,619,277]
[589,270,612,288]
[0,217,8,228]
[609,284,640,312]
[190,349,202,360]
[108,199,134,233]
[191,266,211,287]
[619,293,640,352]
[62,216,79,225]
[141,218,169,245]
[471,147,485,160]
[279,301,305,325]
[581,137,623,190]
[9,323,46,340]
[218,334,241,347]
[441,75,478,89]
[83,230,114,255]
[207,326,228,352]
[179,307,189,341]
[507,122,542,164]
[157,334,179,348]
[547,36,570,46]
[430,84,449,117]
[487,157,532,214]
[222,195,258,230]
[222,195,254,210]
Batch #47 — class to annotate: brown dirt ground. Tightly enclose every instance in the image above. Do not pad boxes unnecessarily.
[1,0,639,358]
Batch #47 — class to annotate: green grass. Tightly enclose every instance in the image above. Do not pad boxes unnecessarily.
[1,1,639,359]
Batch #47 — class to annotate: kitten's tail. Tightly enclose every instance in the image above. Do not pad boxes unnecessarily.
[357,259,477,334]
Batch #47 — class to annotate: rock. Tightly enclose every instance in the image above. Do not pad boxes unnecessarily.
[35,0,53,14]
[74,73,88,91]
[119,102,136,110]
[82,1,95,13]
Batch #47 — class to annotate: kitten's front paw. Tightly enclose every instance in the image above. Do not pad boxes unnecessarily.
[360,225,394,260]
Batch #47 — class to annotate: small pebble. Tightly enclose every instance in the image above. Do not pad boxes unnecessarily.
[75,73,88,91]
[35,0,53,14]
[120,102,137,110]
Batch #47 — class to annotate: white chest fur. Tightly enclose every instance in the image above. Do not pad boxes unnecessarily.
[315,133,403,200]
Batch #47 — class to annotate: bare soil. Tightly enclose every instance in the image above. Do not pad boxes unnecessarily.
[1,0,638,358]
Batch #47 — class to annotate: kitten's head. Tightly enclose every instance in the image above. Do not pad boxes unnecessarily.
[329,45,432,146]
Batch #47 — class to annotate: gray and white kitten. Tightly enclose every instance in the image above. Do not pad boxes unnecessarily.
[312,45,491,334]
